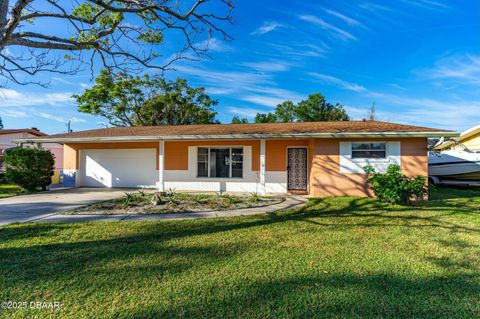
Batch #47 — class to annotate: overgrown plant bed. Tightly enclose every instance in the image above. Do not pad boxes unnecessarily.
[67,191,285,215]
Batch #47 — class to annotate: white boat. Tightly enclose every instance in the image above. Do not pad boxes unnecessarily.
[428,124,480,185]
[429,150,480,184]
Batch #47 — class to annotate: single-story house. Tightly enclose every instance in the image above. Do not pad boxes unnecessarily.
[1,128,64,183]
[16,121,457,197]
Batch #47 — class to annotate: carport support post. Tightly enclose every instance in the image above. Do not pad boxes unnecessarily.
[158,140,165,192]
[260,139,266,194]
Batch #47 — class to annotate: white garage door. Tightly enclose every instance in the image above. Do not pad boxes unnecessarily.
[79,149,157,188]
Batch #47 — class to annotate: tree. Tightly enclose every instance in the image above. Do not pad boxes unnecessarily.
[0,0,233,86]
[296,93,349,122]
[254,112,277,123]
[231,116,248,124]
[254,93,349,123]
[74,70,218,126]
[0,115,3,129]
[274,101,296,122]
[4,147,54,191]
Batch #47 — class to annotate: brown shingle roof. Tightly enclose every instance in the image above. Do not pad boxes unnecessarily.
[22,121,455,142]
[0,128,46,137]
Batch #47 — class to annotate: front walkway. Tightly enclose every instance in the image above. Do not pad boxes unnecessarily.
[29,196,308,224]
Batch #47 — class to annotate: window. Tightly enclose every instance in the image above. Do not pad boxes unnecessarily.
[197,148,209,177]
[351,142,386,159]
[197,147,243,178]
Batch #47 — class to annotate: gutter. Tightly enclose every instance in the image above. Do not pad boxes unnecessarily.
[13,131,459,144]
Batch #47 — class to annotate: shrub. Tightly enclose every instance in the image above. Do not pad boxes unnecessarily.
[364,164,427,205]
[249,192,260,203]
[4,147,55,191]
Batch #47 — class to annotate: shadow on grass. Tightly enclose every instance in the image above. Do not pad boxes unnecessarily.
[123,273,480,319]
[0,187,479,317]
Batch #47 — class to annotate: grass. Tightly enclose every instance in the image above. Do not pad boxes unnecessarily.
[0,186,479,318]
[69,191,281,214]
[0,184,22,198]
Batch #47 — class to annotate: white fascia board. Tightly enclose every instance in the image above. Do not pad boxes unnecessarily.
[13,131,459,144]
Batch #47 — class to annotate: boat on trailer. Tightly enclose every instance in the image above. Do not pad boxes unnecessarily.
[429,150,480,186]
[429,124,480,186]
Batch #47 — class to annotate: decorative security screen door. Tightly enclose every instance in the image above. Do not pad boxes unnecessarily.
[287,148,308,191]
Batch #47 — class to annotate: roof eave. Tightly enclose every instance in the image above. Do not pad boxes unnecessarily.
[13,131,459,144]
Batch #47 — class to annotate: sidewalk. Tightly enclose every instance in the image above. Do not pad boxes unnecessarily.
[29,196,308,224]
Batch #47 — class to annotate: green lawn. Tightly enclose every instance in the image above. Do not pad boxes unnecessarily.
[0,187,479,318]
[0,184,21,198]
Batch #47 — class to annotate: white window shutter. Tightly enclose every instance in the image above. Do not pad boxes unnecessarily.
[387,142,401,166]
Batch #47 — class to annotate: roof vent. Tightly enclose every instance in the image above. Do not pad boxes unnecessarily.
[31,127,39,131]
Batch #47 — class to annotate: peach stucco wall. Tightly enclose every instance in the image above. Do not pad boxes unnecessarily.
[308,138,428,197]
[265,139,309,171]
[63,137,428,197]
[164,140,261,171]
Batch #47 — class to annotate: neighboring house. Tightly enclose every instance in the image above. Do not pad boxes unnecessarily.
[1,128,64,184]
[434,124,480,153]
[16,121,456,197]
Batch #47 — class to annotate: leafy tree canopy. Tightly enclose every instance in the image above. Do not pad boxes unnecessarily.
[254,93,350,123]
[231,116,248,124]
[254,112,277,123]
[0,0,233,86]
[74,70,218,126]
[0,115,3,129]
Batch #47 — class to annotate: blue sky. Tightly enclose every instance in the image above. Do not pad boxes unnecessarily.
[0,0,479,134]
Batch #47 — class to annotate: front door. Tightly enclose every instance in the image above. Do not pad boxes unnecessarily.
[287,148,308,191]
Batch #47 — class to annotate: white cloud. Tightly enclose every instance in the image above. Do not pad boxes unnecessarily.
[240,95,287,107]
[388,83,406,90]
[424,53,480,84]
[70,117,87,123]
[176,65,271,89]
[360,92,480,131]
[309,72,367,92]
[323,8,366,28]
[176,64,302,107]
[205,87,236,95]
[198,37,233,52]
[0,88,73,107]
[357,3,392,13]
[35,111,86,123]
[306,71,478,131]
[1,47,14,57]
[399,0,449,10]
[36,112,66,123]
[228,106,263,118]
[251,21,285,36]
[299,15,357,41]
[267,42,329,58]
[0,109,27,118]
[0,88,22,99]
[52,77,73,85]
[243,60,293,72]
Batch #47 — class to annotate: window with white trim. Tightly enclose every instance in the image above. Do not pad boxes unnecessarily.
[351,142,386,159]
[197,147,243,178]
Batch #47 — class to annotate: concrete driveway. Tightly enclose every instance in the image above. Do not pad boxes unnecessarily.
[0,188,129,226]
